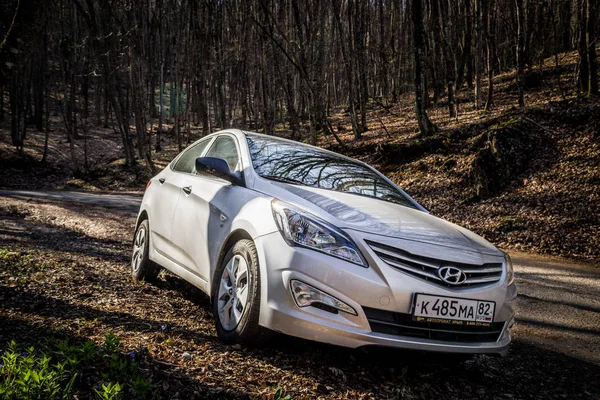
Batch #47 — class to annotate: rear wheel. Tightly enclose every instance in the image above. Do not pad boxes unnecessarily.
[213,239,271,345]
[131,218,161,282]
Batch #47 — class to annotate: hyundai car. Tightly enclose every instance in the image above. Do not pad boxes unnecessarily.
[131,129,516,355]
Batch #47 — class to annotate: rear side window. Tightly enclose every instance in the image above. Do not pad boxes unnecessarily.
[172,139,211,173]
[204,136,240,172]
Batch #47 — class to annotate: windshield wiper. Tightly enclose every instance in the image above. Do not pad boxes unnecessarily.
[261,175,308,186]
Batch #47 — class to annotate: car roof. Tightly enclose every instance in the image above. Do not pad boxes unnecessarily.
[242,130,359,163]
[195,129,362,166]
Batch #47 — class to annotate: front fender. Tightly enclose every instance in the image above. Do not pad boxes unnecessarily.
[207,194,278,296]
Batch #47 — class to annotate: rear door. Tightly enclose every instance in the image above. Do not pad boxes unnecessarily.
[169,134,244,283]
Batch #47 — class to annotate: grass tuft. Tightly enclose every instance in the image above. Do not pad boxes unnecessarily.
[0,334,155,400]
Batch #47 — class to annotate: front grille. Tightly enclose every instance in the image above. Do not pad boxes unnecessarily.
[366,241,503,288]
[363,307,504,343]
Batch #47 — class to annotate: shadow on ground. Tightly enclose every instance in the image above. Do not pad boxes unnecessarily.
[2,277,599,399]
[0,209,130,263]
[1,196,599,398]
[0,314,246,399]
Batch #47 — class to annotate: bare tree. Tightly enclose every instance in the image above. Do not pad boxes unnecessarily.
[515,0,526,107]
[2,0,595,163]
[412,0,437,135]
[485,0,498,112]
[586,0,598,95]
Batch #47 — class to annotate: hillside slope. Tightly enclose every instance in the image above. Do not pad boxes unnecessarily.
[1,49,599,263]
[325,49,600,263]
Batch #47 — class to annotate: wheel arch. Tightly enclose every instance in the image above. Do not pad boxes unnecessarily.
[210,229,255,298]
[135,209,149,230]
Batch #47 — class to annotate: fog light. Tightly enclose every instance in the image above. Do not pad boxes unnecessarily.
[501,317,515,340]
[290,280,357,315]
[508,316,516,330]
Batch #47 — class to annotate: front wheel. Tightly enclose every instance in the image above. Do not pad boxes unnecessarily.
[131,218,161,282]
[212,239,271,345]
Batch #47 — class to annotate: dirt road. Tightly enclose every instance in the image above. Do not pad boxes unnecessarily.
[0,190,598,399]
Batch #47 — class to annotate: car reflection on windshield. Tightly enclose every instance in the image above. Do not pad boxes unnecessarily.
[246,134,417,209]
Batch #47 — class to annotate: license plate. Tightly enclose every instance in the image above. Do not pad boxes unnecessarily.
[412,294,495,324]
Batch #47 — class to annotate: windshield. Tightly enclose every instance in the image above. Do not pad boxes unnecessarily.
[246,134,417,209]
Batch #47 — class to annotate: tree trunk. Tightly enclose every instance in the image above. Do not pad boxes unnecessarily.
[9,77,24,152]
[0,83,4,122]
[458,0,474,91]
[412,0,437,135]
[378,0,389,100]
[586,0,598,95]
[42,78,50,163]
[333,0,359,139]
[354,0,369,132]
[33,34,46,132]
[474,0,482,108]
[103,83,110,128]
[484,0,497,112]
[434,0,457,118]
[94,80,102,126]
[157,18,164,151]
[131,52,153,173]
[515,0,526,107]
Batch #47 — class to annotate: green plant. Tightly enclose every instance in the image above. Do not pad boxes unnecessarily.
[103,332,120,354]
[79,317,99,328]
[497,217,523,233]
[1,334,154,399]
[273,387,292,400]
[0,340,77,400]
[94,382,123,400]
[0,249,58,286]
[103,354,134,382]
[129,376,154,399]
[81,340,99,362]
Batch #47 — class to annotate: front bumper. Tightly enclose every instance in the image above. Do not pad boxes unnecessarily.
[254,231,516,355]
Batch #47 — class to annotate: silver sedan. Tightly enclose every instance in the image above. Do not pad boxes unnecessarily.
[132,129,516,355]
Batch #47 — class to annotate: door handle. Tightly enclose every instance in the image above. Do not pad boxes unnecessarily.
[158,178,165,184]
[182,186,192,195]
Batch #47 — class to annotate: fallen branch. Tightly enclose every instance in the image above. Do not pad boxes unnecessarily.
[375,113,392,139]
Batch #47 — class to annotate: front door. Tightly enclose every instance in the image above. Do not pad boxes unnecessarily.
[169,134,243,282]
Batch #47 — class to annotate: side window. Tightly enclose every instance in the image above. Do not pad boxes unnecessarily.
[204,136,240,172]
[172,139,211,173]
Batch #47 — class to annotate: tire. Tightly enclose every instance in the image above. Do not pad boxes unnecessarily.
[212,239,271,345]
[131,218,161,282]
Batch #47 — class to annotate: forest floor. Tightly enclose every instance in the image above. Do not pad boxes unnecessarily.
[0,48,599,399]
[323,48,600,265]
[1,49,598,265]
[0,192,599,399]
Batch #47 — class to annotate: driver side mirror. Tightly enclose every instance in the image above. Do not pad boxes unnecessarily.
[195,157,244,186]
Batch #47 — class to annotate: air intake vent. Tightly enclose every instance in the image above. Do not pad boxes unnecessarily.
[363,307,504,343]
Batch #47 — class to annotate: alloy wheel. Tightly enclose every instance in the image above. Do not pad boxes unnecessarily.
[132,225,146,273]
[217,254,250,331]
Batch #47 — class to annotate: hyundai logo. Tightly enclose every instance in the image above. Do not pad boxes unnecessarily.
[438,266,467,285]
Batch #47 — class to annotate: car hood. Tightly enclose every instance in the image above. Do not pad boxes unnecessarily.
[266,183,501,256]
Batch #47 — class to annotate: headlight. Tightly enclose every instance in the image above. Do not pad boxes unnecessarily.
[504,252,514,286]
[271,200,367,267]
